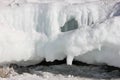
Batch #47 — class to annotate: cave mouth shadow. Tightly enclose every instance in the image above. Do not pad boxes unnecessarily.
[61,18,78,32]
[10,59,120,79]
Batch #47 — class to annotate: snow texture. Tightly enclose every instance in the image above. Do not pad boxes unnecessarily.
[0,0,120,67]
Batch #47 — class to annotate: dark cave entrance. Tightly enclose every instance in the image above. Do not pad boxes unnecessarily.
[61,18,78,32]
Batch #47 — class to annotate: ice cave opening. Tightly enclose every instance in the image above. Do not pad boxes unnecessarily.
[61,18,78,32]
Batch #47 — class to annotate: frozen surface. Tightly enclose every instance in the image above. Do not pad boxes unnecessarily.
[1,63,120,80]
[0,0,120,68]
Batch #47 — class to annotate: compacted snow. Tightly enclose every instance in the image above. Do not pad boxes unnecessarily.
[0,0,120,68]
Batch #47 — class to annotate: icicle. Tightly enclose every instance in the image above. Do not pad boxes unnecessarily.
[67,55,74,65]
[98,44,101,51]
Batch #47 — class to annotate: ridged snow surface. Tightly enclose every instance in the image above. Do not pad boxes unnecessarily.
[0,0,120,67]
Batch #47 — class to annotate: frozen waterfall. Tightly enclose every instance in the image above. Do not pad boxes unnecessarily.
[0,0,120,67]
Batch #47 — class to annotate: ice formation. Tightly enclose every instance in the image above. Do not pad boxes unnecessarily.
[75,16,120,67]
[0,0,120,67]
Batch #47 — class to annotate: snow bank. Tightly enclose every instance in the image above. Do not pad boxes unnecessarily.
[75,16,120,67]
[0,0,120,67]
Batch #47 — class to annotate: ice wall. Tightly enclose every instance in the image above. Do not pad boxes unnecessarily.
[75,16,120,67]
[0,0,120,67]
[0,4,45,66]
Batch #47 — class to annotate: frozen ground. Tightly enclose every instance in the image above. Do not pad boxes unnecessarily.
[0,61,120,80]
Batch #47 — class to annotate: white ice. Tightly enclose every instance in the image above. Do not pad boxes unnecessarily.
[0,0,120,67]
[75,16,120,67]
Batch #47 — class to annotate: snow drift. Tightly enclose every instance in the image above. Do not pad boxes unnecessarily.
[0,0,120,67]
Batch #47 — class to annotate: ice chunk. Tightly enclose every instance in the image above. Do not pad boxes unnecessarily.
[75,16,120,67]
[45,16,120,67]
[0,4,46,66]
